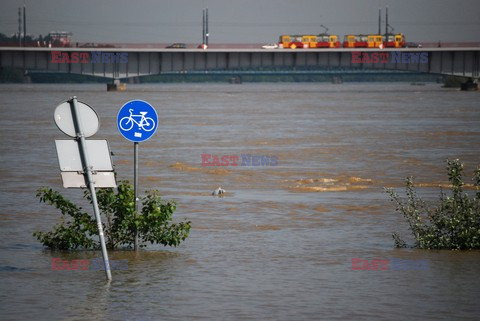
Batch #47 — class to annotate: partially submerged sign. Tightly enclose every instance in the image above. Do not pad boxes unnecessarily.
[116,99,158,250]
[52,97,113,281]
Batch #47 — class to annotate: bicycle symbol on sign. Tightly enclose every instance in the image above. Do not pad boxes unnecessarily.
[119,109,156,132]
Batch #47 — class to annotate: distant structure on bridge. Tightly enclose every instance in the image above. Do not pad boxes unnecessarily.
[201,8,209,49]
[48,32,72,47]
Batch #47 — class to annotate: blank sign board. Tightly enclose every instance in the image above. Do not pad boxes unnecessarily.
[55,140,116,188]
[55,140,114,171]
[60,171,116,188]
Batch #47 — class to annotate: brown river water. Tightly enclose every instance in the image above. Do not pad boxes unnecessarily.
[0,83,479,320]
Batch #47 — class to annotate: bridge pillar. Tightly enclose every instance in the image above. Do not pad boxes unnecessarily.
[23,72,31,83]
[107,78,126,91]
[331,75,343,84]
[228,76,242,84]
[460,78,478,91]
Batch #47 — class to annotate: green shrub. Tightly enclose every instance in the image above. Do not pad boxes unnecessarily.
[34,181,191,250]
[386,159,480,249]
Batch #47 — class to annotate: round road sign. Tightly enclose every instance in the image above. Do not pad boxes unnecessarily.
[117,100,158,143]
[54,100,100,137]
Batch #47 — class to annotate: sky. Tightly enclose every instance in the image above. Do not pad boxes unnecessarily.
[0,0,479,44]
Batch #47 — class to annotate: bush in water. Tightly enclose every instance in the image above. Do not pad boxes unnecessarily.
[386,159,480,249]
[34,181,191,250]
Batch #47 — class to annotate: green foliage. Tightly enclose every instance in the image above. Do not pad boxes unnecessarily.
[34,181,191,250]
[34,188,98,249]
[386,159,480,249]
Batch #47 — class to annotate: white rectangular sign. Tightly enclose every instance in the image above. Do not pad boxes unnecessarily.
[60,171,117,188]
[55,139,116,188]
[55,140,114,171]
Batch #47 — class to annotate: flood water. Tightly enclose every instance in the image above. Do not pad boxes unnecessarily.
[0,83,479,320]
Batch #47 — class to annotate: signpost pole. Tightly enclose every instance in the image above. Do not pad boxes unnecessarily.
[70,96,112,281]
[134,142,139,251]
[117,99,158,251]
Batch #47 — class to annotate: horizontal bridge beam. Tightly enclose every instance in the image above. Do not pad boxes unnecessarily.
[1,47,479,79]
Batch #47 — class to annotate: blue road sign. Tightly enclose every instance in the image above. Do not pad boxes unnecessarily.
[117,100,158,142]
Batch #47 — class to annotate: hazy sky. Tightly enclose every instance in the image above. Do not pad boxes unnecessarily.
[1,0,479,43]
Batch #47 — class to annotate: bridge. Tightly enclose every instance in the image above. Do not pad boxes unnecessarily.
[1,47,479,81]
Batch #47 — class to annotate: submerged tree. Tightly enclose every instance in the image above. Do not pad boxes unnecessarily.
[34,181,191,250]
[386,159,480,250]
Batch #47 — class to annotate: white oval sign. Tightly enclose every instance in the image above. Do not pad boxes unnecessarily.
[54,100,100,138]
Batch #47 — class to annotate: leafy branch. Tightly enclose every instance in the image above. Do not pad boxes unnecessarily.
[386,159,480,249]
[34,181,191,250]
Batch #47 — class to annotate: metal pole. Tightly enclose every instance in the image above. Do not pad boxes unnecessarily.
[134,142,139,251]
[202,9,205,46]
[23,3,26,47]
[385,7,389,43]
[18,8,22,47]
[378,8,381,35]
[206,8,209,46]
[69,96,112,281]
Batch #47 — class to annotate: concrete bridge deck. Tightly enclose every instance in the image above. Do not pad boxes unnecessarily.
[1,47,479,80]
